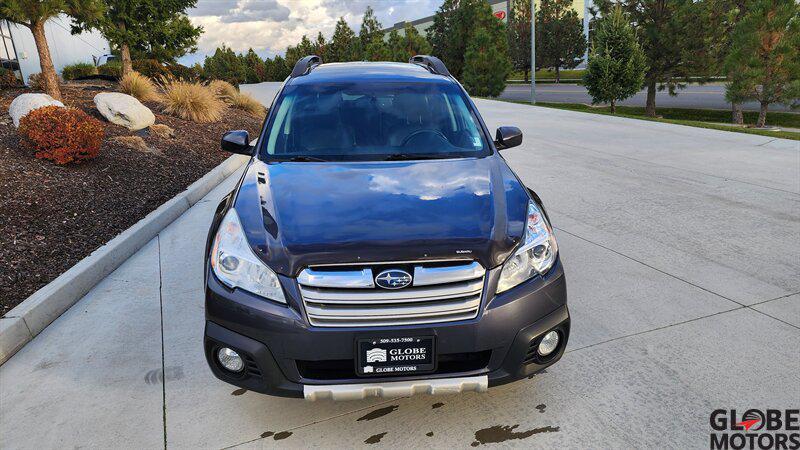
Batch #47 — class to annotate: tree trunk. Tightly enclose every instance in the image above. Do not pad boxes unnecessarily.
[757,102,768,128]
[30,21,61,101]
[555,65,560,84]
[524,68,529,83]
[645,80,657,117]
[731,103,743,125]
[610,100,616,114]
[120,43,133,77]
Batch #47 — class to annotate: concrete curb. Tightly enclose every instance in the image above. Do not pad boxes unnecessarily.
[0,154,250,364]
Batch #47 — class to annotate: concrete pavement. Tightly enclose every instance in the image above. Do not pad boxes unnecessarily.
[499,83,797,113]
[1,83,798,449]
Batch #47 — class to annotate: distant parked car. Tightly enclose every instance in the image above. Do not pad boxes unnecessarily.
[93,54,117,66]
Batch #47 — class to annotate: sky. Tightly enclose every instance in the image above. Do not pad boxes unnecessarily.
[179,0,443,65]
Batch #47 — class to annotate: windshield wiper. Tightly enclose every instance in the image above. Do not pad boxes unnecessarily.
[273,155,328,162]
[383,153,449,161]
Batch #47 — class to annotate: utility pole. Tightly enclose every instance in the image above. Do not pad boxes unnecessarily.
[530,0,536,104]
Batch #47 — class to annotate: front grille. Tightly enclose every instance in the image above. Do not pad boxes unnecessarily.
[297,260,486,327]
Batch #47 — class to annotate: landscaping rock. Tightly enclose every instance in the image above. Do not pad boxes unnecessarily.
[9,93,64,128]
[93,92,155,131]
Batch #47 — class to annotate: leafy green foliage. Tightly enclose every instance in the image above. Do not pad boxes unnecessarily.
[462,21,512,97]
[386,24,432,62]
[508,0,532,81]
[329,17,360,62]
[724,0,800,126]
[97,61,122,77]
[536,0,586,82]
[203,45,246,85]
[62,62,97,80]
[583,7,647,112]
[359,5,383,59]
[132,59,169,79]
[429,0,510,80]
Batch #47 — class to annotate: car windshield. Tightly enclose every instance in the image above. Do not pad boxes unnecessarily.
[260,81,491,161]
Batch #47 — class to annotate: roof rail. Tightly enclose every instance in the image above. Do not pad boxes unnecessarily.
[290,55,322,78]
[409,55,452,77]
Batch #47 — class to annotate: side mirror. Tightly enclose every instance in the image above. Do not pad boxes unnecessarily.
[494,126,523,150]
[221,130,252,155]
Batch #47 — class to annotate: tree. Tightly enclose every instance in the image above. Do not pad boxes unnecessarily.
[242,48,266,83]
[265,55,289,81]
[313,32,328,62]
[724,0,799,127]
[536,0,586,82]
[71,0,201,76]
[386,23,431,62]
[594,0,698,117]
[129,13,201,63]
[429,0,504,79]
[285,35,315,70]
[508,0,532,81]
[1,0,101,100]
[462,13,511,96]
[203,45,246,84]
[583,6,647,112]
[329,17,359,62]
[358,5,382,58]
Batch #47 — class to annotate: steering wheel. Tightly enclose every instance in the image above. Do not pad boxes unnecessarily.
[400,129,449,147]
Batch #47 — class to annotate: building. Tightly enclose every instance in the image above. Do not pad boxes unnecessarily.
[383,0,593,66]
[1,16,109,85]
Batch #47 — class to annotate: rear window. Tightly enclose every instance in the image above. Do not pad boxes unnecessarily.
[260,81,490,161]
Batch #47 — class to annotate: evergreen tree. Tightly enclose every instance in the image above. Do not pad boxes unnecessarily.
[724,0,799,127]
[462,14,511,96]
[314,32,328,62]
[583,6,648,113]
[285,35,315,69]
[203,45,246,84]
[71,0,201,76]
[266,55,289,81]
[358,5,382,59]
[329,17,359,62]
[242,48,266,83]
[387,23,431,62]
[594,0,699,116]
[0,0,102,100]
[508,0,532,81]
[536,0,586,82]
[429,0,503,79]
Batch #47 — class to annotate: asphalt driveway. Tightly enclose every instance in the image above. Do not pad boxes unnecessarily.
[1,83,798,449]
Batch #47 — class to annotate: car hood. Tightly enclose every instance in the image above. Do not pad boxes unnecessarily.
[233,156,530,276]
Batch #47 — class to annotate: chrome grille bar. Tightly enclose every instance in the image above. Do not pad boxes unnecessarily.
[297,261,485,327]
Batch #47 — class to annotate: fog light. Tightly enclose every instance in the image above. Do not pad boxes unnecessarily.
[537,331,560,356]
[217,347,244,372]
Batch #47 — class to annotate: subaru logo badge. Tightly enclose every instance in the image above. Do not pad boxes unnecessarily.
[375,269,412,289]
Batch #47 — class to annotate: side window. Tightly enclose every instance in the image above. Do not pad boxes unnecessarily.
[266,94,295,154]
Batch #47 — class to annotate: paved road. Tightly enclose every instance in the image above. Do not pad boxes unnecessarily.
[500,83,797,112]
[1,83,798,449]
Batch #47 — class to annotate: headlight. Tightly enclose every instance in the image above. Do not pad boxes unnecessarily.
[496,200,558,293]
[210,209,287,303]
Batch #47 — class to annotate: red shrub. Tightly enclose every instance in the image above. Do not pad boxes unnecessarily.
[18,106,105,164]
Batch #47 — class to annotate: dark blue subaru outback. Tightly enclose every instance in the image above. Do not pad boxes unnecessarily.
[204,56,569,400]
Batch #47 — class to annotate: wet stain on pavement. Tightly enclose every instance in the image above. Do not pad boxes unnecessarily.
[432,402,445,409]
[426,432,434,437]
[261,431,274,438]
[535,404,546,413]
[357,405,399,421]
[470,424,559,446]
[365,432,387,444]
[274,431,292,440]
[231,388,247,396]
[144,366,184,384]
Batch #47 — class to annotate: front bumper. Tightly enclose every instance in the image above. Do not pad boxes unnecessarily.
[204,259,569,399]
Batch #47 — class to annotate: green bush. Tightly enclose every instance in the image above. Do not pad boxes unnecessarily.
[166,63,203,81]
[62,62,97,80]
[97,61,122,78]
[132,59,170,79]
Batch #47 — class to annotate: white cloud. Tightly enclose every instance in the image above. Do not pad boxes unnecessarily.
[182,0,441,63]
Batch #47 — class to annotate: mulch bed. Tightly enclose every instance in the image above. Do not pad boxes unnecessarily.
[0,81,262,315]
